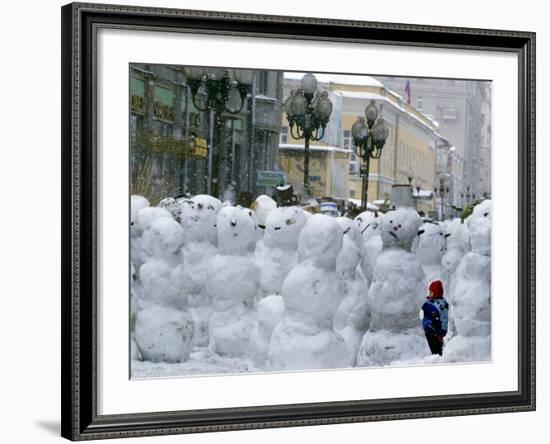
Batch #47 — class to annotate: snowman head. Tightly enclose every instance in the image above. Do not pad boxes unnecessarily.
[354,210,381,242]
[183,194,222,244]
[336,217,363,273]
[141,217,185,258]
[263,206,307,249]
[467,199,491,256]
[380,207,422,251]
[444,218,470,252]
[298,214,343,269]
[251,194,277,228]
[158,197,183,223]
[130,195,150,237]
[134,206,172,237]
[415,221,449,266]
[216,205,256,255]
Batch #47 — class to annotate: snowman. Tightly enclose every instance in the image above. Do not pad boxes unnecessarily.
[357,206,429,366]
[254,206,307,298]
[444,200,491,363]
[132,205,173,270]
[267,214,348,371]
[354,210,383,285]
[414,221,451,289]
[207,206,259,358]
[130,195,149,271]
[250,194,277,242]
[134,217,195,363]
[333,217,370,365]
[179,194,222,346]
[159,196,183,223]
[441,218,470,296]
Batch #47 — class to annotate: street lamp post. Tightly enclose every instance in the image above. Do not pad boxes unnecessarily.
[351,100,389,210]
[284,73,333,197]
[183,67,255,196]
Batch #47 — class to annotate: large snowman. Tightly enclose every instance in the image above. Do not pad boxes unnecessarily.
[444,200,491,363]
[414,221,450,289]
[333,217,370,365]
[354,210,383,285]
[441,218,470,297]
[132,205,173,270]
[134,217,195,363]
[207,206,259,358]
[179,194,222,346]
[254,206,307,298]
[357,206,429,366]
[267,214,348,371]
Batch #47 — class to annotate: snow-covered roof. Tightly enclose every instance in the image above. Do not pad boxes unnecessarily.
[284,72,384,88]
[334,90,438,133]
[279,143,351,154]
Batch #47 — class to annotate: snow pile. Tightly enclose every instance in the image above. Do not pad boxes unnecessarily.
[357,207,429,366]
[444,200,491,363]
[268,214,348,370]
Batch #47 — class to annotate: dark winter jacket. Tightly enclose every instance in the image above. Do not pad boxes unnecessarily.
[421,297,449,336]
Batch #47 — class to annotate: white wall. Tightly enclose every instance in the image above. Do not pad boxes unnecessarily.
[0,0,545,442]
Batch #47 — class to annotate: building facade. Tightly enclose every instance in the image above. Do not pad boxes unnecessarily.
[374,76,491,201]
[130,64,284,200]
[280,73,442,215]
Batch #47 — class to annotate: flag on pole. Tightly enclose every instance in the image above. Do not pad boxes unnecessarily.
[404,79,411,104]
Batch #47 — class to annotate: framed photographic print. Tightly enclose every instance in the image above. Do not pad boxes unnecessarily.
[61,2,536,440]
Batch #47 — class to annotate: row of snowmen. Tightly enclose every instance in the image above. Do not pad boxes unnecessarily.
[130,192,491,371]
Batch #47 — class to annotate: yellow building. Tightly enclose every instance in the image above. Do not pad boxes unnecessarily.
[278,143,350,201]
[280,73,442,213]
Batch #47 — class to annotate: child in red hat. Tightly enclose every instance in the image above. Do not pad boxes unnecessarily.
[421,280,449,355]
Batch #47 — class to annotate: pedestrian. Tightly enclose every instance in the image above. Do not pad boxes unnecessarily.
[421,280,449,356]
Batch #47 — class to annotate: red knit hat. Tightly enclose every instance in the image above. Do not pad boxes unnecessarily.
[429,280,444,298]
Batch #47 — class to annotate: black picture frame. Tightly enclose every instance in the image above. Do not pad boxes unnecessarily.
[61,2,536,440]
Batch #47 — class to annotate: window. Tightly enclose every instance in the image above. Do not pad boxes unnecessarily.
[443,106,457,120]
[279,127,288,145]
[417,96,423,111]
[343,129,352,151]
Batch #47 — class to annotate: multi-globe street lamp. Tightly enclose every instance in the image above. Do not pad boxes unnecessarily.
[351,100,389,210]
[284,73,333,197]
[183,67,255,196]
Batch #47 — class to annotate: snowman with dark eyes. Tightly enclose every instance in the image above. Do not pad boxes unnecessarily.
[356,206,429,366]
[354,210,383,285]
[179,194,222,347]
[254,206,307,298]
[413,221,451,290]
[206,205,259,358]
[444,199,491,363]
